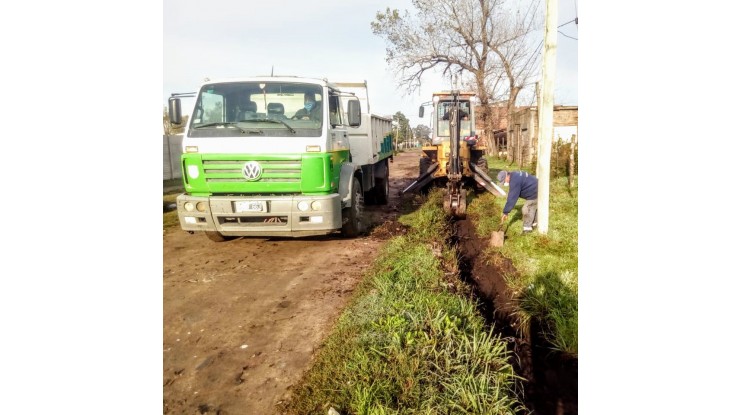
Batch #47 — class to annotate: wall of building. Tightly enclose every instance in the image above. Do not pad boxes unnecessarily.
[163,134,183,180]
[508,106,578,166]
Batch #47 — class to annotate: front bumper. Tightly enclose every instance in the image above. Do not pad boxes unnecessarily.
[176,193,342,237]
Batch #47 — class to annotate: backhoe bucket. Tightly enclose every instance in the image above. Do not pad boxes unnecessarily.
[443,187,467,218]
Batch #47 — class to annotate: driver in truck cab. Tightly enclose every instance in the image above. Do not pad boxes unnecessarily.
[292,92,322,121]
[443,109,469,121]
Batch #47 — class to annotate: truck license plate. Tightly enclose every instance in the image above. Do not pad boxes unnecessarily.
[235,201,266,213]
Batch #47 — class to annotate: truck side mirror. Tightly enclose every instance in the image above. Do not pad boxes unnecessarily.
[169,98,182,124]
[347,100,361,127]
[418,106,424,118]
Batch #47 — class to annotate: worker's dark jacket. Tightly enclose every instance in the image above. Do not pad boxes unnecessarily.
[503,171,538,214]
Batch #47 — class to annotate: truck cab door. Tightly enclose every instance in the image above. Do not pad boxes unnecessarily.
[329,94,348,151]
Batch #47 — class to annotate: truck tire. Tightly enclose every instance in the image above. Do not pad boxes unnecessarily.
[418,156,433,194]
[364,186,376,206]
[419,156,431,176]
[373,163,390,205]
[475,155,489,173]
[341,177,365,237]
[204,231,235,242]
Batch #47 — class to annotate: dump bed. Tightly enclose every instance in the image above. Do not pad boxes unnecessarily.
[335,81,393,166]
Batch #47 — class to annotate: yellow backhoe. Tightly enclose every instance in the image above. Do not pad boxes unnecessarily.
[401,90,505,218]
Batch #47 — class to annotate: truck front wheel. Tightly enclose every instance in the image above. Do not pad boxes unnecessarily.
[341,177,365,237]
[204,231,235,242]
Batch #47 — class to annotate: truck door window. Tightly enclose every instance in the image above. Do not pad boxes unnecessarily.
[329,94,342,127]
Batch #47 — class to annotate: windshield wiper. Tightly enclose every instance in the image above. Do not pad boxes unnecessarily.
[193,122,248,134]
[240,118,296,134]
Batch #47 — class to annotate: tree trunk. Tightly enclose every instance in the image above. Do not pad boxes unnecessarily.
[479,99,497,156]
[475,73,497,157]
[506,113,515,165]
[568,133,577,188]
[555,138,560,176]
[506,86,521,167]
[488,123,498,156]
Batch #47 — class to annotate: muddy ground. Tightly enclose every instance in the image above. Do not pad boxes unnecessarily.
[163,149,577,414]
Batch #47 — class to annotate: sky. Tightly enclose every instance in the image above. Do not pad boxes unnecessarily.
[163,0,579,128]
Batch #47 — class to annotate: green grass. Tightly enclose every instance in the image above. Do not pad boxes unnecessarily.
[282,189,525,415]
[467,157,578,357]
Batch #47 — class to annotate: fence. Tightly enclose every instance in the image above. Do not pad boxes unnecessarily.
[526,136,578,178]
[163,134,183,180]
[550,137,578,178]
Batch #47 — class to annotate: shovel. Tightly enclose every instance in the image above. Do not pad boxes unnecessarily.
[490,221,506,248]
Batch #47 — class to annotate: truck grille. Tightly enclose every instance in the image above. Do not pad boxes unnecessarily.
[203,159,302,183]
[218,216,288,226]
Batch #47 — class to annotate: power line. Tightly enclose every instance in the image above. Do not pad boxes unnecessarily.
[558,18,577,28]
[558,31,578,41]
[557,16,577,40]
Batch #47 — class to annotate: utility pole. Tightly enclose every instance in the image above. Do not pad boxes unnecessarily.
[537,0,558,234]
[535,81,542,173]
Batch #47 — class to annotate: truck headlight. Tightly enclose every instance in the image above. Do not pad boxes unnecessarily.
[311,201,322,211]
[187,165,200,179]
[184,202,195,212]
[297,201,309,212]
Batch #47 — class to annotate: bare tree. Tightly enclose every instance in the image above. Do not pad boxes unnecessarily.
[163,107,174,136]
[163,106,187,136]
[372,0,541,157]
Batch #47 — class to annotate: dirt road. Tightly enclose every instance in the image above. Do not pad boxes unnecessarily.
[163,150,421,414]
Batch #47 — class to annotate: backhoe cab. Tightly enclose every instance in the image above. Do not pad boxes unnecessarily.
[401,91,505,218]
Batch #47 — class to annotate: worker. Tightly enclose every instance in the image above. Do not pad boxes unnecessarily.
[292,92,322,121]
[442,109,469,121]
[497,170,538,233]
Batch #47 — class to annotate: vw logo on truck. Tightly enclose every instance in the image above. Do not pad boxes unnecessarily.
[242,161,263,181]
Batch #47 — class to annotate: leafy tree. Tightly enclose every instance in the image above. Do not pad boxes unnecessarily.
[372,0,542,157]
[392,111,411,145]
[413,124,432,144]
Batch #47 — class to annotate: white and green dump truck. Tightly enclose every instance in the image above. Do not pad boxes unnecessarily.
[167,76,393,241]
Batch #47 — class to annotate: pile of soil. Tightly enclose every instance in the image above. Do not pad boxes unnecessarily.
[368,220,410,240]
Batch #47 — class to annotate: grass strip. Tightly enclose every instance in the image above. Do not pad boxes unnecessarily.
[283,189,525,415]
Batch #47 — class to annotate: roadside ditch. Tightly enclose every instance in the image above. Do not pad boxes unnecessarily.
[451,218,578,415]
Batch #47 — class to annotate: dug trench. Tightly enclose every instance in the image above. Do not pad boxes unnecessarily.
[451,217,578,415]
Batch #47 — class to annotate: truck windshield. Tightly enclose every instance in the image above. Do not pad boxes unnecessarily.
[436,101,472,137]
[188,82,323,137]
